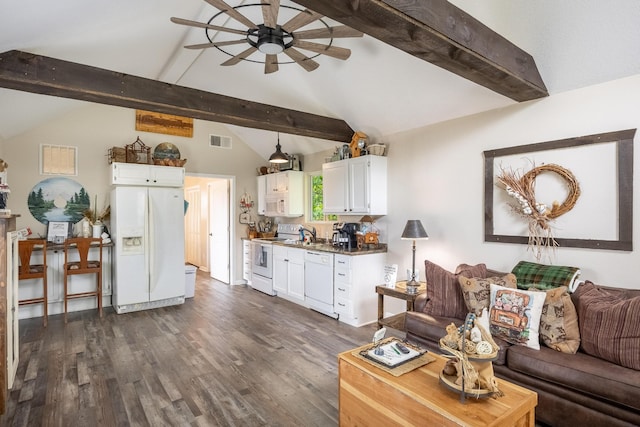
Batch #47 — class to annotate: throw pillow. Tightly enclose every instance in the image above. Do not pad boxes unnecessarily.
[489,283,546,350]
[423,261,487,319]
[458,274,517,316]
[573,282,640,370]
[511,260,581,291]
[533,286,580,354]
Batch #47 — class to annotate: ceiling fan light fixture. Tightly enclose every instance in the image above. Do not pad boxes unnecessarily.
[257,33,285,54]
[269,133,289,163]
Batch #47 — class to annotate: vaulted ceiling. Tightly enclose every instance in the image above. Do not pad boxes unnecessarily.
[1,0,639,159]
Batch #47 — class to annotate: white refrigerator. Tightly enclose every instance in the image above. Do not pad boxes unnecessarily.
[111,185,185,313]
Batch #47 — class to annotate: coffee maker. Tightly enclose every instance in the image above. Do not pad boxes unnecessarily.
[332,222,360,250]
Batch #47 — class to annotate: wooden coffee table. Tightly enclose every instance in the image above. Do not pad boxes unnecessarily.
[338,345,537,426]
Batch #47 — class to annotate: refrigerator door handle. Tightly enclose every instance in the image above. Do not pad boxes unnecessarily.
[148,193,156,293]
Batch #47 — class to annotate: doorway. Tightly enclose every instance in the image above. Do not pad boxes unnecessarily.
[184,174,234,285]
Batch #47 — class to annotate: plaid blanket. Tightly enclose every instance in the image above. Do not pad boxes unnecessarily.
[511,261,581,291]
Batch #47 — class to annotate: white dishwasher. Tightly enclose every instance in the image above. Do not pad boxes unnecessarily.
[304,250,337,318]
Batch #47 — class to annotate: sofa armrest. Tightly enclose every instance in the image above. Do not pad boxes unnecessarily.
[413,293,429,312]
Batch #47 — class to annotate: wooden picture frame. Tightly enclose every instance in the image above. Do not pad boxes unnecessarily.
[135,109,193,138]
[483,129,635,251]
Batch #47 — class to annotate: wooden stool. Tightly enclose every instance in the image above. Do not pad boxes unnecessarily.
[18,239,48,327]
[63,237,103,323]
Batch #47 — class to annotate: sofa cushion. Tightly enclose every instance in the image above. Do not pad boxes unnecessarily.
[533,286,581,354]
[458,274,517,316]
[573,281,640,370]
[405,311,510,365]
[506,344,640,412]
[489,283,546,350]
[511,260,581,291]
[422,261,487,319]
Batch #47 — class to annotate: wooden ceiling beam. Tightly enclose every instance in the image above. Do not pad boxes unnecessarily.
[0,50,354,142]
[293,0,548,101]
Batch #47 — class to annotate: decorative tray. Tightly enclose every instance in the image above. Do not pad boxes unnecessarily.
[359,339,427,368]
[439,371,495,399]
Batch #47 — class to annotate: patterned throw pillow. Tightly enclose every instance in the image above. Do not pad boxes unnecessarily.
[458,274,517,316]
[489,283,546,350]
[534,286,580,354]
[573,282,640,370]
[423,261,487,319]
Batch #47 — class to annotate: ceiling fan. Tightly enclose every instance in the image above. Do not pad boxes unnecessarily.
[171,0,364,74]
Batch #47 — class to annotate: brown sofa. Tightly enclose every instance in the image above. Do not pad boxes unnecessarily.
[405,262,640,427]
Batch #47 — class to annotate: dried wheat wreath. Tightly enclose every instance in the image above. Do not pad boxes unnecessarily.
[497,163,580,260]
[521,164,581,219]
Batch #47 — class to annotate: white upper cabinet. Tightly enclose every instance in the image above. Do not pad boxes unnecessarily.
[322,156,387,215]
[111,162,184,187]
[257,171,304,217]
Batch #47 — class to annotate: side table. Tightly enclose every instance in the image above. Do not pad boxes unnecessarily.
[376,281,426,331]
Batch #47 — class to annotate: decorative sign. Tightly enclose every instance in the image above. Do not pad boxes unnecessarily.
[383,264,398,288]
[135,110,193,138]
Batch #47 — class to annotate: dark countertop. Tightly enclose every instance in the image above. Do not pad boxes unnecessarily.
[272,241,387,256]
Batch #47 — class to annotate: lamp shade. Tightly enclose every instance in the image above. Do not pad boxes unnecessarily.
[269,133,289,163]
[401,220,429,240]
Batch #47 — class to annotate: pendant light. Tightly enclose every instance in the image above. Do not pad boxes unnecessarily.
[269,133,289,163]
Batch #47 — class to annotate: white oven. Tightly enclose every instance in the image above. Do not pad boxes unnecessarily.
[250,240,275,295]
[252,240,273,279]
[249,224,302,296]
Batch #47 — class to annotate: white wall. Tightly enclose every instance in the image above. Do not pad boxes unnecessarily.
[384,74,640,289]
[2,102,265,284]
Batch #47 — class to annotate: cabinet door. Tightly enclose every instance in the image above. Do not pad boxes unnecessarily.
[266,173,279,193]
[287,248,305,300]
[149,165,185,187]
[348,157,370,213]
[322,160,349,213]
[273,246,288,294]
[275,173,289,192]
[257,175,266,215]
[111,162,151,185]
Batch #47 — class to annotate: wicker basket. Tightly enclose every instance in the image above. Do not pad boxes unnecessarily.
[153,158,187,167]
[368,144,386,156]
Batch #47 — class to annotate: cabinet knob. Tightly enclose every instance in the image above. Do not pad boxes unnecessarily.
[338,287,345,291]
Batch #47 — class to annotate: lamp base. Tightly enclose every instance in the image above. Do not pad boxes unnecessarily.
[405,279,420,294]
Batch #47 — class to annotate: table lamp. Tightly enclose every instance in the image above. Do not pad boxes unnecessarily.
[401,220,429,294]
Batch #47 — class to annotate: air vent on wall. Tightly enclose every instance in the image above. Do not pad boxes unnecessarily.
[209,134,232,149]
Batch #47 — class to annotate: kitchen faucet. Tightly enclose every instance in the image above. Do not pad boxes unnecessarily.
[299,226,317,243]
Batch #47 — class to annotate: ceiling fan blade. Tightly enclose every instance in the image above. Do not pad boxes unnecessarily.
[203,0,258,29]
[283,47,320,72]
[185,39,247,49]
[264,54,279,74]
[171,17,247,35]
[262,0,280,29]
[292,40,351,60]
[221,46,258,66]
[281,9,322,33]
[293,26,364,40]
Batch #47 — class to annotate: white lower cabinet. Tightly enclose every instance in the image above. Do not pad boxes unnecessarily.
[18,246,112,319]
[334,252,386,327]
[273,245,305,304]
[242,239,252,284]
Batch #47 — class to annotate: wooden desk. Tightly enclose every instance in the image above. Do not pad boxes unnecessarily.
[376,282,426,330]
[338,346,537,427]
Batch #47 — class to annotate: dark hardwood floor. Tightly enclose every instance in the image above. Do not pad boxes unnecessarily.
[2,271,402,426]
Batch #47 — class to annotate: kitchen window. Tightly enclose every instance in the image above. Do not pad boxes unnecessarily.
[309,172,337,222]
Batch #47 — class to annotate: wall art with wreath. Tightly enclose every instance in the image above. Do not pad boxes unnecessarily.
[484,129,634,259]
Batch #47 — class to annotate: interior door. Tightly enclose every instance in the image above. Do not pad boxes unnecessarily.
[209,179,230,283]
